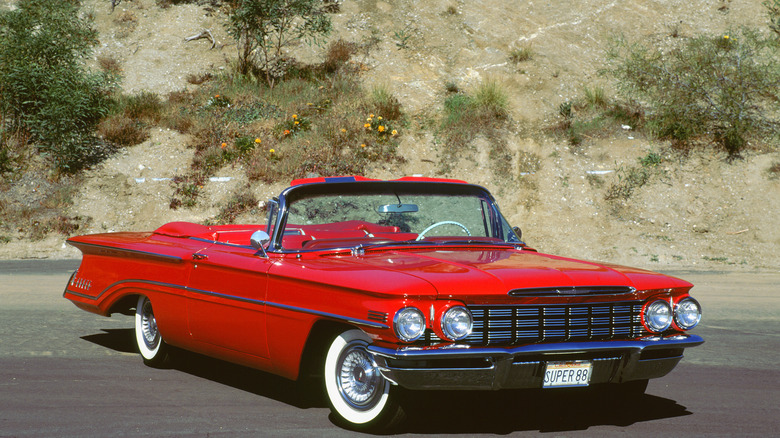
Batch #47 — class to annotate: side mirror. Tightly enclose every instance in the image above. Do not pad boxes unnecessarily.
[250,230,270,256]
[512,226,522,240]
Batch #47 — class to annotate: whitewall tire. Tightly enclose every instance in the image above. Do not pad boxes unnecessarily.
[323,329,404,430]
[134,295,169,367]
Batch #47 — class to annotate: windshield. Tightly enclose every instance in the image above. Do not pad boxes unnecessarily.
[274,182,519,251]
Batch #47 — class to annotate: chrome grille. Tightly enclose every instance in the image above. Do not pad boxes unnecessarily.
[464,301,647,345]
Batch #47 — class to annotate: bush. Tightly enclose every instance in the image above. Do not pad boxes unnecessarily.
[766,0,780,37]
[0,1,116,172]
[437,80,510,173]
[225,0,332,87]
[606,28,780,156]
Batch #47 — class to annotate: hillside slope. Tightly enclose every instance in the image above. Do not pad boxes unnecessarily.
[1,0,778,271]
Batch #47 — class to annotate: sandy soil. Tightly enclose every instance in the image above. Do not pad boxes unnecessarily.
[1,0,778,272]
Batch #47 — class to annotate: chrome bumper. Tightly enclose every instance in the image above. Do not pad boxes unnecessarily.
[368,334,704,390]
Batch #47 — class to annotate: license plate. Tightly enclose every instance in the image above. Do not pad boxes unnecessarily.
[543,360,592,388]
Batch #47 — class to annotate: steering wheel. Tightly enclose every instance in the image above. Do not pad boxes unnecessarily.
[416,221,471,240]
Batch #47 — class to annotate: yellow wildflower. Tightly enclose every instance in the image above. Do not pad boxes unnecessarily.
[221,142,227,149]
[391,129,398,136]
[723,35,729,40]
[294,121,299,125]
[255,138,262,144]
[364,123,371,129]
[377,116,383,120]
[269,149,275,153]
[360,143,366,148]
[340,128,347,133]
[369,114,375,118]
[292,114,298,119]
[378,125,385,132]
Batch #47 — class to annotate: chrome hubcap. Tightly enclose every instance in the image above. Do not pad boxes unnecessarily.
[141,300,159,349]
[337,343,383,410]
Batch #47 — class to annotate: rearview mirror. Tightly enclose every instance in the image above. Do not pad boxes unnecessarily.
[377,204,419,213]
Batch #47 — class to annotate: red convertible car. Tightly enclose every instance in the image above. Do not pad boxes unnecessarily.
[64,176,703,430]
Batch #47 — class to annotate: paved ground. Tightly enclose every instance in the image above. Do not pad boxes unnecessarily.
[1,260,778,437]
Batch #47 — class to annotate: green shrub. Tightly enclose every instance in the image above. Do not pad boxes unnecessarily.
[766,0,780,36]
[212,191,259,224]
[0,1,116,172]
[606,28,780,156]
[473,79,509,119]
[368,84,403,121]
[437,80,510,172]
[605,151,665,201]
[225,0,332,87]
[509,46,533,64]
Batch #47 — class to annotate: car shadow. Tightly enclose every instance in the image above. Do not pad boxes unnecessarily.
[81,329,137,354]
[396,388,692,434]
[82,328,325,409]
[83,328,692,434]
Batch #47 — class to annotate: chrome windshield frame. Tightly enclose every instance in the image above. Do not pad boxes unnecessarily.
[267,181,516,253]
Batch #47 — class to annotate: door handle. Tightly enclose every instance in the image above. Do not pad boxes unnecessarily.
[192,253,208,260]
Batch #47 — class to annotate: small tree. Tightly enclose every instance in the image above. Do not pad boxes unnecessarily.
[0,0,115,172]
[765,0,780,37]
[225,0,332,88]
[606,28,780,157]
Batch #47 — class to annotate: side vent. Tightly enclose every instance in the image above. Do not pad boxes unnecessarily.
[367,310,388,323]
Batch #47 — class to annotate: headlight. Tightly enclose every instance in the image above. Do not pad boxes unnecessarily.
[440,306,473,341]
[674,297,702,330]
[644,300,672,333]
[394,307,425,342]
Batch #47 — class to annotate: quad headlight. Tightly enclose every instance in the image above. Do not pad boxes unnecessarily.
[394,307,425,342]
[674,297,702,330]
[440,306,473,341]
[644,299,672,333]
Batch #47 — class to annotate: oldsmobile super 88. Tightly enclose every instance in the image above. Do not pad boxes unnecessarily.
[63,176,703,430]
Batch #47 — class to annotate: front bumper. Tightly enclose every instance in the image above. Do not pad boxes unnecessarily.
[368,334,704,390]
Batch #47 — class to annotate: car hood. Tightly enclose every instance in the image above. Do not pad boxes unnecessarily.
[338,247,691,298]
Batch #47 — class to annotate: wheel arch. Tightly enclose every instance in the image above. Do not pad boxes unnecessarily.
[296,320,364,382]
[107,293,141,316]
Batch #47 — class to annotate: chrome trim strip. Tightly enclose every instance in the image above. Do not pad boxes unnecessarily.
[63,278,387,329]
[67,241,183,264]
[508,286,637,297]
[267,302,389,330]
[368,334,704,360]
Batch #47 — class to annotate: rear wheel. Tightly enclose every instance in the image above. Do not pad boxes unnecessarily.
[323,329,405,431]
[134,295,170,367]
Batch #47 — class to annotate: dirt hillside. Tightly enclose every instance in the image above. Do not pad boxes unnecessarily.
[1,0,778,272]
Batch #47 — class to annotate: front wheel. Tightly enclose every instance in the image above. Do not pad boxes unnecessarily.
[323,329,405,431]
[134,295,170,367]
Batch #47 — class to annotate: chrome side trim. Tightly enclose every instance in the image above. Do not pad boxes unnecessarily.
[66,241,183,264]
[267,302,389,330]
[63,278,388,330]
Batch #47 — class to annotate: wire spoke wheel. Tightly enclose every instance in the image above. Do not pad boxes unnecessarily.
[324,329,405,431]
[134,296,169,367]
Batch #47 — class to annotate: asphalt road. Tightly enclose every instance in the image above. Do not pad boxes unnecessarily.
[1,260,779,437]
